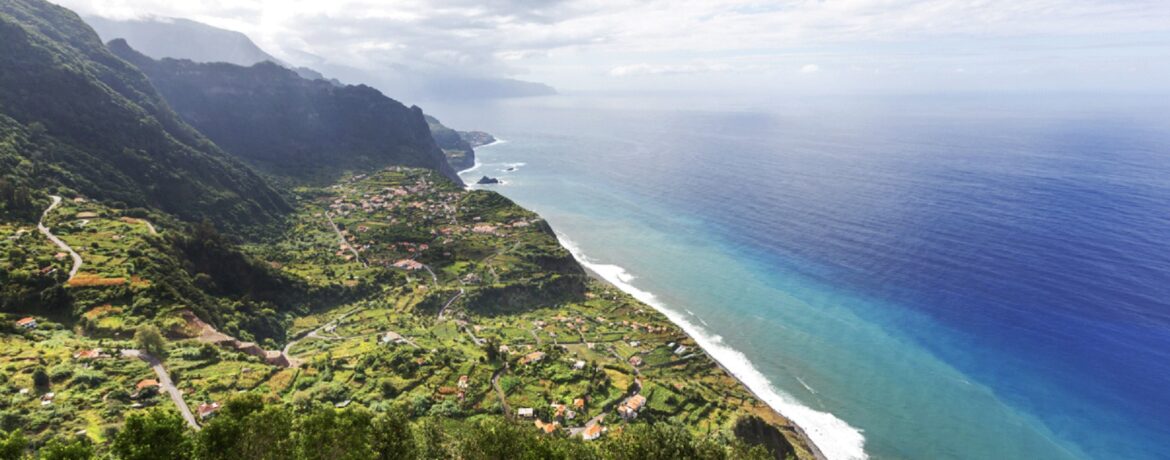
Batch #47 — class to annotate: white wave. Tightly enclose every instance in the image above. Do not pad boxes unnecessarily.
[556,234,868,460]
[796,375,818,395]
[476,138,508,149]
[457,158,482,176]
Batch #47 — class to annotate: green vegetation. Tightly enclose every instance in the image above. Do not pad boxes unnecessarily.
[0,1,816,458]
[0,0,289,231]
[5,394,773,460]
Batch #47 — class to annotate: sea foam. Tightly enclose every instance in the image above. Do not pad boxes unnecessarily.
[556,234,869,460]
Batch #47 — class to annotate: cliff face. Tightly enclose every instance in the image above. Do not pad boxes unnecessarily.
[426,115,476,171]
[0,0,290,229]
[110,40,463,185]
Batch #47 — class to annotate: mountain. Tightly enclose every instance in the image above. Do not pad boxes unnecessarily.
[84,16,279,67]
[425,115,476,170]
[426,115,498,171]
[0,0,289,228]
[109,41,463,185]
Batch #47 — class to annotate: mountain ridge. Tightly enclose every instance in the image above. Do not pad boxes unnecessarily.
[109,40,463,185]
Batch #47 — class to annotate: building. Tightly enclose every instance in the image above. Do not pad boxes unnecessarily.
[517,408,534,418]
[674,345,689,355]
[573,398,586,410]
[393,259,424,270]
[628,356,643,367]
[573,360,586,370]
[627,394,647,411]
[458,375,469,389]
[16,317,36,329]
[582,423,605,441]
[618,394,648,420]
[136,379,159,391]
[551,403,566,419]
[74,349,104,360]
[198,402,221,419]
[520,351,546,365]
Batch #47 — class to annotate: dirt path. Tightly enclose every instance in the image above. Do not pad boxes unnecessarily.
[38,196,82,280]
[325,212,366,267]
[122,349,199,430]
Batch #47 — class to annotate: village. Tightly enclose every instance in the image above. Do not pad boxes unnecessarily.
[0,168,813,457]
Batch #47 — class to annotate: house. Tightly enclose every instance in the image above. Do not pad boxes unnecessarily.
[551,403,566,419]
[674,345,689,355]
[382,331,406,345]
[136,379,159,391]
[198,402,221,419]
[73,349,103,360]
[618,394,647,420]
[520,351,546,365]
[627,394,647,411]
[534,420,559,434]
[573,398,586,410]
[458,375,469,389]
[41,392,55,406]
[573,360,586,370]
[517,408,534,418]
[628,356,643,367]
[16,317,36,329]
[582,423,605,441]
[393,259,423,270]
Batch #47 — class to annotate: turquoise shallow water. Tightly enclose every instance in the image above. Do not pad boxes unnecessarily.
[433,96,1170,459]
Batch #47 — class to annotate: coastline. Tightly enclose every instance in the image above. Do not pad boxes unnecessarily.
[457,136,857,460]
[567,237,833,460]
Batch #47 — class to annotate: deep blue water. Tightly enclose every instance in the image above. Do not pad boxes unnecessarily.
[431,95,1170,459]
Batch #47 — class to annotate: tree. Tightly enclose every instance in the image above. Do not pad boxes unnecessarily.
[0,430,26,460]
[111,410,191,460]
[371,408,416,460]
[295,407,374,460]
[196,395,293,460]
[39,437,94,460]
[134,324,167,358]
[32,367,49,388]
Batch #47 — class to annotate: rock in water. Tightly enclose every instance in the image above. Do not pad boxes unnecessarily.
[477,176,501,185]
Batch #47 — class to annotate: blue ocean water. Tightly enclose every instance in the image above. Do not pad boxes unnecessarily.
[434,95,1170,459]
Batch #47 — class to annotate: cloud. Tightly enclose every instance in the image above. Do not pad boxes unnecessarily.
[800,64,820,74]
[55,0,1170,94]
[608,62,731,77]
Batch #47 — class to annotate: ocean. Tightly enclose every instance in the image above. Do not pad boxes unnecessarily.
[429,94,1170,459]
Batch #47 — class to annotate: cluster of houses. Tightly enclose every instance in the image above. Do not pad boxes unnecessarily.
[617,394,647,420]
[519,397,597,438]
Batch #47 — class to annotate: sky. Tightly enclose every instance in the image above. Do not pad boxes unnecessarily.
[55,0,1170,96]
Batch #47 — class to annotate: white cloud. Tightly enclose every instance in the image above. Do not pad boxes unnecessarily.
[609,62,731,77]
[800,64,820,74]
[55,0,1170,94]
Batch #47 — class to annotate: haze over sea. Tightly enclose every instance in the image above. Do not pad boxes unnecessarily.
[434,94,1170,459]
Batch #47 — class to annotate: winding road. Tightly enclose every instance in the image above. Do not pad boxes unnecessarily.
[38,195,82,280]
[281,307,364,367]
[122,349,199,430]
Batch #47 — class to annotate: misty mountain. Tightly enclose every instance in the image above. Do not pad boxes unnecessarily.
[85,15,279,67]
[0,0,289,228]
[109,40,463,185]
[85,15,555,101]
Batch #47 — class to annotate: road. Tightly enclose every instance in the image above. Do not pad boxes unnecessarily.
[38,195,82,280]
[122,349,199,431]
[325,212,366,267]
[491,366,512,418]
[437,288,464,320]
[281,307,363,367]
